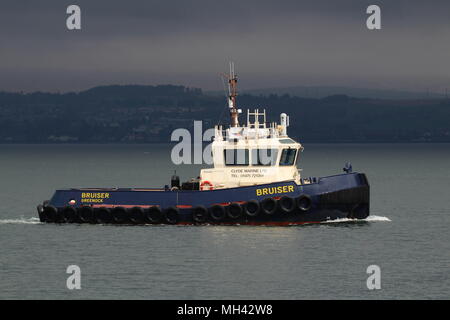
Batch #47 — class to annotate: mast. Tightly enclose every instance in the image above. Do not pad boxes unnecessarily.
[227,62,239,127]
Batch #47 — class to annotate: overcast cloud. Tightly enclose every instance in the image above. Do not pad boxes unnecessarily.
[0,0,449,92]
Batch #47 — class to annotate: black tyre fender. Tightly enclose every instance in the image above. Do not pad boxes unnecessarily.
[244,200,260,217]
[209,204,226,221]
[227,203,243,219]
[261,198,278,215]
[192,206,208,223]
[297,194,312,212]
[94,207,111,224]
[43,205,58,223]
[78,206,94,223]
[111,206,127,223]
[129,206,144,224]
[279,196,296,213]
[164,207,179,224]
[37,204,44,222]
[349,203,369,220]
[145,206,163,224]
[55,207,66,223]
[63,206,78,223]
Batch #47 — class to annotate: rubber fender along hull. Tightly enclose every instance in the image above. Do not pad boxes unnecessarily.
[37,172,370,225]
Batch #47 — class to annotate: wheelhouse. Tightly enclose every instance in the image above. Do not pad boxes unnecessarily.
[200,109,303,189]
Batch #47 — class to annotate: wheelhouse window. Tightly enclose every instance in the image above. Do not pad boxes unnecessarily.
[279,138,296,144]
[251,149,278,166]
[224,149,249,166]
[279,148,297,166]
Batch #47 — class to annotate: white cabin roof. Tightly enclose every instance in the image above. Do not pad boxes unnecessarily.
[213,109,300,148]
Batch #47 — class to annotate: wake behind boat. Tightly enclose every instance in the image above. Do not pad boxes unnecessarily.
[37,64,369,225]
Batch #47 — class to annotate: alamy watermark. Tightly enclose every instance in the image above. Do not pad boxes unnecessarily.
[366,5,382,30]
[65,5,381,31]
[366,265,381,290]
[63,262,381,291]
[66,5,81,30]
[66,265,81,290]
[170,120,279,166]
[171,121,214,165]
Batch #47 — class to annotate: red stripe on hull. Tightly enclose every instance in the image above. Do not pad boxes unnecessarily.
[176,220,322,226]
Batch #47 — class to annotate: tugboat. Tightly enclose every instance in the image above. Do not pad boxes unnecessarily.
[37,64,369,226]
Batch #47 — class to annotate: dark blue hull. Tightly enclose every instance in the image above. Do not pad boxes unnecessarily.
[37,172,369,225]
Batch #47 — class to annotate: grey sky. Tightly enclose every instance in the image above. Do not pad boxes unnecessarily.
[0,0,449,92]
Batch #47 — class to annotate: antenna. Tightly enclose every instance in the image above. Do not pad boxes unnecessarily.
[220,62,240,127]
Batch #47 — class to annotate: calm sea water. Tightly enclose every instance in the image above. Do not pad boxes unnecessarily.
[0,144,448,299]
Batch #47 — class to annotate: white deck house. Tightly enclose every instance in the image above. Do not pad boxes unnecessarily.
[200,109,303,190]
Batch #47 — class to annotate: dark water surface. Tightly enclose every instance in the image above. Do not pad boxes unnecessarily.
[0,144,448,299]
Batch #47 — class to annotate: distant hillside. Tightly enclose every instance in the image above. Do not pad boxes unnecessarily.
[0,85,449,143]
[208,86,446,100]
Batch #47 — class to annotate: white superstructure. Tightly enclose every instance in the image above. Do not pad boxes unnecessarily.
[199,64,303,190]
